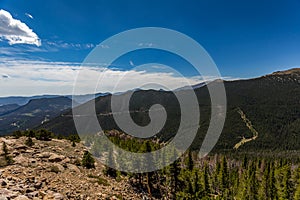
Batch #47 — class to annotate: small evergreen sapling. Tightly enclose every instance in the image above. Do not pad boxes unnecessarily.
[82,151,95,169]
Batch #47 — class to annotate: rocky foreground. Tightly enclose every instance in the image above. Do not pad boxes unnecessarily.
[0,137,144,200]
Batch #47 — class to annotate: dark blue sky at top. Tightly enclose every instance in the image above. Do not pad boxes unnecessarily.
[1,0,300,78]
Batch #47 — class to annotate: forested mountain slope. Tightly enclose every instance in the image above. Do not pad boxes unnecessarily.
[40,69,300,152]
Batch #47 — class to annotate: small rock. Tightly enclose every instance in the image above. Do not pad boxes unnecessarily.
[25,149,34,153]
[0,188,18,198]
[49,163,64,173]
[25,176,35,184]
[12,150,20,156]
[53,193,64,200]
[13,155,30,167]
[62,157,70,163]
[14,195,30,200]
[66,164,80,173]
[26,191,39,198]
[36,152,51,159]
[25,188,35,193]
[0,179,7,186]
[14,144,27,150]
[38,191,47,198]
[9,186,23,193]
[34,182,42,189]
[48,154,65,162]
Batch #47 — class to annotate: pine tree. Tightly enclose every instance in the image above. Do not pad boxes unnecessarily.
[269,163,278,200]
[168,148,181,197]
[231,168,240,198]
[213,159,221,194]
[247,161,258,200]
[202,162,211,197]
[294,181,300,200]
[2,142,13,165]
[81,151,95,169]
[218,156,229,193]
[193,170,200,197]
[279,165,293,200]
[104,148,117,178]
[240,161,258,200]
[238,165,248,199]
[258,161,270,200]
[294,166,300,200]
[141,141,154,198]
[242,155,248,169]
[185,151,194,171]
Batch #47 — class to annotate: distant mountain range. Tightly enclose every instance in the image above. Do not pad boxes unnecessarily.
[0,95,62,106]
[39,68,300,152]
[0,93,110,106]
[0,97,72,135]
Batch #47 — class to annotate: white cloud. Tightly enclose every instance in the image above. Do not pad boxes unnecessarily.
[25,13,33,19]
[0,59,221,97]
[0,9,41,46]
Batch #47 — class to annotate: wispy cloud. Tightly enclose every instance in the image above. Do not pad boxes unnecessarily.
[0,46,47,57]
[138,43,154,47]
[45,41,96,50]
[97,44,109,49]
[129,60,135,66]
[25,13,33,19]
[0,40,96,59]
[0,9,41,46]
[0,59,223,97]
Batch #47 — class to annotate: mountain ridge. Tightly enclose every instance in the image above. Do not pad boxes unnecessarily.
[39,68,300,152]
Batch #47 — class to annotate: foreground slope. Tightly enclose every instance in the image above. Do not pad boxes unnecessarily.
[0,136,143,199]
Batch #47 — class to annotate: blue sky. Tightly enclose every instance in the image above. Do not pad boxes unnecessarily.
[0,0,299,96]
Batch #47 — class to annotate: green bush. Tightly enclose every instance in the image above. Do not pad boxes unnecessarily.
[35,129,53,141]
[87,174,110,186]
[12,130,22,138]
[97,177,110,186]
[68,134,81,143]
